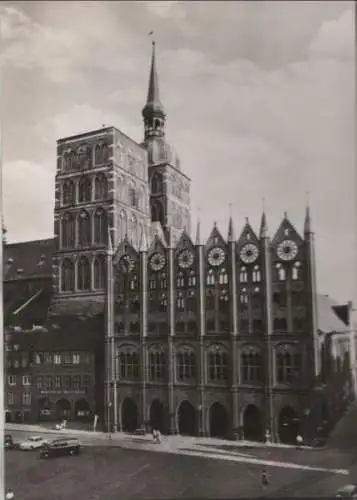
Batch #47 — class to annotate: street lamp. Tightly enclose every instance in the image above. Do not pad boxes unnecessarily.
[107,401,112,439]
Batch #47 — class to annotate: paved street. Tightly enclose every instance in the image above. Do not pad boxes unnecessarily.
[5,428,355,498]
[5,444,335,500]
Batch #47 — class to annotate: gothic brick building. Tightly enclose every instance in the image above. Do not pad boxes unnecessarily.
[4,41,354,442]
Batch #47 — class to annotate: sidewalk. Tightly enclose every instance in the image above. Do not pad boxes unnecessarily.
[5,422,316,453]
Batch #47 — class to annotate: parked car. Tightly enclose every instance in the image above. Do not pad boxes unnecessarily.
[336,485,357,498]
[40,438,80,459]
[19,436,47,450]
[4,434,16,449]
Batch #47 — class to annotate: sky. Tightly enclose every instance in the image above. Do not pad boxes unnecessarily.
[0,1,355,304]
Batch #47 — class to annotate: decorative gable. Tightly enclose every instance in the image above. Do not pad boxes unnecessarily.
[175,229,194,254]
[113,237,138,266]
[237,219,259,248]
[271,215,303,247]
[148,232,167,256]
[205,223,226,252]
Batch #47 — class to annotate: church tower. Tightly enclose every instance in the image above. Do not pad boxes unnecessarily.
[142,40,192,246]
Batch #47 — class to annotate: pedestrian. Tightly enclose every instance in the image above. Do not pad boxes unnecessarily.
[157,429,162,444]
[5,488,14,500]
[152,429,157,443]
[261,468,269,492]
[296,433,303,449]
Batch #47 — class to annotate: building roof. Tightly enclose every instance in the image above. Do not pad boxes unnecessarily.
[317,294,349,334]
[4,238,55,280]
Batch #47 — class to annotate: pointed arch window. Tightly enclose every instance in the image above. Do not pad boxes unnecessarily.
[78,210,91,247]
[61,258,74,292]
[208,347,228,382]
[176,349,196,381]
[241,348,263,383]
[187,290,196,311]
[252,265,261,283]
[118,350,140,379]
[219,289,229,312]
[240,288,249,307]
[240,266,248,283]
[102,144,109,163]
[159,273,167,289]
[78,176,92,203]
[151,201,164,225]
[273,317,287,332]
[159,293,168,312]
[62,180,75,205]
[219,268,228,285]
[93,256,105,289]
[95,145,102,165]
[94,174,108,200]
[149,350,166,381]
[118,211,127,241]
[176,292,184,311]
[292,261,302,280]
[276,263,286,281]
[188,270,196,287]
[94,208,107,245]
[276,346,301,383]
[61,213,75,249]
[77,256,91,290]
[151,172,163,194]
[128,214,138,247]
[129,186,138,208]
[177,272,185,288]
[206,269,215,286]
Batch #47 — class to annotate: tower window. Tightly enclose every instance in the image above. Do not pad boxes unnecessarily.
[78,176,92,203]
[95,174,108,200]
[93,256,105,289]
[129,187,138,208]
[78,211,92,247]
[61,258,74,292]
[206,269,215,286]
[252,266,261,283]
[94,208,107,245]
[219,268,228,285]
[61,213,75,249]
[292,261,302,280]
[77,256,91,291]
[62,180,75,205]
[151,173,163,194]
[188,270,196,287]
[151,201,164,225]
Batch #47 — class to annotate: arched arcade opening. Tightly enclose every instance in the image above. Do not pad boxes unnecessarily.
[150,399,166,434]
[278,406,300,444]
[121,398,138,432]
[178,400,196,436]
[209,402,229,437]
[242,405,263,442]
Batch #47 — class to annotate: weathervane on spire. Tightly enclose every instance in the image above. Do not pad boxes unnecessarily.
[148,30,155,46]
[262,197,266,212]
[228,202,232,216]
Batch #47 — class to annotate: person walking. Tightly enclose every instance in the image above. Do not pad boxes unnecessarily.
[296,433,303,449]
[261,468,269,493]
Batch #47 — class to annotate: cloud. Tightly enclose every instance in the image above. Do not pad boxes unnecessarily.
[2,2,355,304]
[308,8,354,59]
[3,160,54,242]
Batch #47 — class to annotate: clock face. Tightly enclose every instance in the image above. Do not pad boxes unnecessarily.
[207,247,225,267]
[277,240,298,261]
[178,249,194,269]
[119,254,135,274]
[150,252,166,271]
[240,243,259,264]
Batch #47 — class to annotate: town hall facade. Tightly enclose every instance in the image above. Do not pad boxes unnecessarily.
[4,41,353,444]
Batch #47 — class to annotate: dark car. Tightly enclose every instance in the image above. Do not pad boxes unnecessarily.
[40,438,80,459]
[4,434,15,450]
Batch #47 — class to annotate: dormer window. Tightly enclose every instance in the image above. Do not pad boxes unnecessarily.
[17,268,24,274]
[7,258,14,264]
[284,229,289,236]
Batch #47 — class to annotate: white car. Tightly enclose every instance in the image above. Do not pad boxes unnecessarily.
[19,436,47,450]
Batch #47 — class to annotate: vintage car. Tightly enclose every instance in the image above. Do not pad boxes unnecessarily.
[19,436,47,450]
[336,485,357,498]
[40,438,81,459]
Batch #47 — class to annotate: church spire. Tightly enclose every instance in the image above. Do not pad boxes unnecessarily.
[142,37,166,140]
[304,192,312,234]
